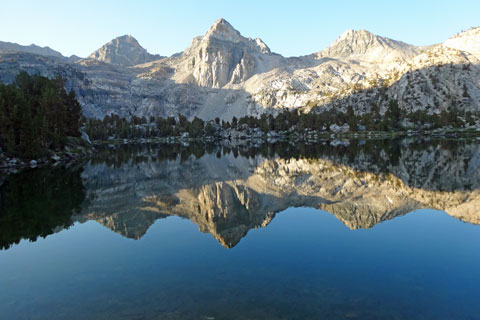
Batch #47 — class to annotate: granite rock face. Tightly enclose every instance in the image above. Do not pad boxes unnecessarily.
[171,18,276,88]
[0,20,479,120]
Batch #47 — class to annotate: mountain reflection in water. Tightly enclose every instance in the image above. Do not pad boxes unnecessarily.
[1,138,479,249]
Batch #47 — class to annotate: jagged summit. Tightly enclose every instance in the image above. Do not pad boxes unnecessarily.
[88,34,163,67]
[252,37,271,54]
[204,18,243,43]
[115,34,139,45]
[338,29,373,41]
[173,18,278,88]
[199,18,270,53]
[316,29,419,64]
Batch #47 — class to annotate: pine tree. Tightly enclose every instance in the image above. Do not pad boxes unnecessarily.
[0,72,83,158]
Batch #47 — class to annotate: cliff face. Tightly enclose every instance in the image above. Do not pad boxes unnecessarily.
[170,18,274,88]
[1,20,478,120]
[75,141,480,248]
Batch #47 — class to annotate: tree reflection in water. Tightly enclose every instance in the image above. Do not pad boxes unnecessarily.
[0,167,85,250]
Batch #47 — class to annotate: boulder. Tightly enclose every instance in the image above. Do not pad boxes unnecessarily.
[80,130,92,144]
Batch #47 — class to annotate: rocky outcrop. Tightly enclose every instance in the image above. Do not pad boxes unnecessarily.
[443,27,480,59]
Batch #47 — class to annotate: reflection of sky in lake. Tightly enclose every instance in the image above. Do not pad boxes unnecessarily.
[1,207,479,319]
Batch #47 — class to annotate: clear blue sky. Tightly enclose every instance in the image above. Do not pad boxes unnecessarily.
[1,0,479,58]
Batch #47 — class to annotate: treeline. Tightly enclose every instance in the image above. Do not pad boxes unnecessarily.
[226,101,476,132]
[84,100,478,142]
[84,114,217,140]
[0,72,82,158]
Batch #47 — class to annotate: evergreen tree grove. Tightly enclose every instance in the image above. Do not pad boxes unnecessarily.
[0,72,82,159]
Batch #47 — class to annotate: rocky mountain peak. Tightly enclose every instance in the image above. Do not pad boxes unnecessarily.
[174,18,278,88]
[116,34,141,45]
[317,29,418,64]
[201,18,271,53]
[204,18,243,43]
[88,34,162,67]
[337,29,374,41]
[252,37,271,54]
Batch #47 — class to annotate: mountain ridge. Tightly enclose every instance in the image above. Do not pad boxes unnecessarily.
[0,19,479,120]
[0,40,80,62]
[314,29,420,64]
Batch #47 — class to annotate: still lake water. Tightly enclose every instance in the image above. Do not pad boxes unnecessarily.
[1,138,480,319]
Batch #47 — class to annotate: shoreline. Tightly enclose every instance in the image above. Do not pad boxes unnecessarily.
[1,128,480,175]
[91,127,480,146]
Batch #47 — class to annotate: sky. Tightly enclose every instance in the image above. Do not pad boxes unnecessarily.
[0,0,479,58]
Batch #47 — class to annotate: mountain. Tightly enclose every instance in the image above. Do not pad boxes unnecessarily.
[0,19,478,120]
[0,40,65,58]
[321,27,480,114]
[443,27,480,59]
[168,18,280,88]
[87,35,163,66]
[315,29,420,64]
[0,40,81,63]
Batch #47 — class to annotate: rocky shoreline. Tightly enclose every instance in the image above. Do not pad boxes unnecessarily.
[2,126,480,176]
[92,125,480,146]
[0,136,93,174]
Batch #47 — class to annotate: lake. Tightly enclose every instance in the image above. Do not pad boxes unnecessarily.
[1,138,479,319]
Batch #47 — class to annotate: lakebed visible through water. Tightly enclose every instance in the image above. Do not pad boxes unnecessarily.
[1,138,479,319]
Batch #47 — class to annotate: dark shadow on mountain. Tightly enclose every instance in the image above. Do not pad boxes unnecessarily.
[321,61,479,116]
